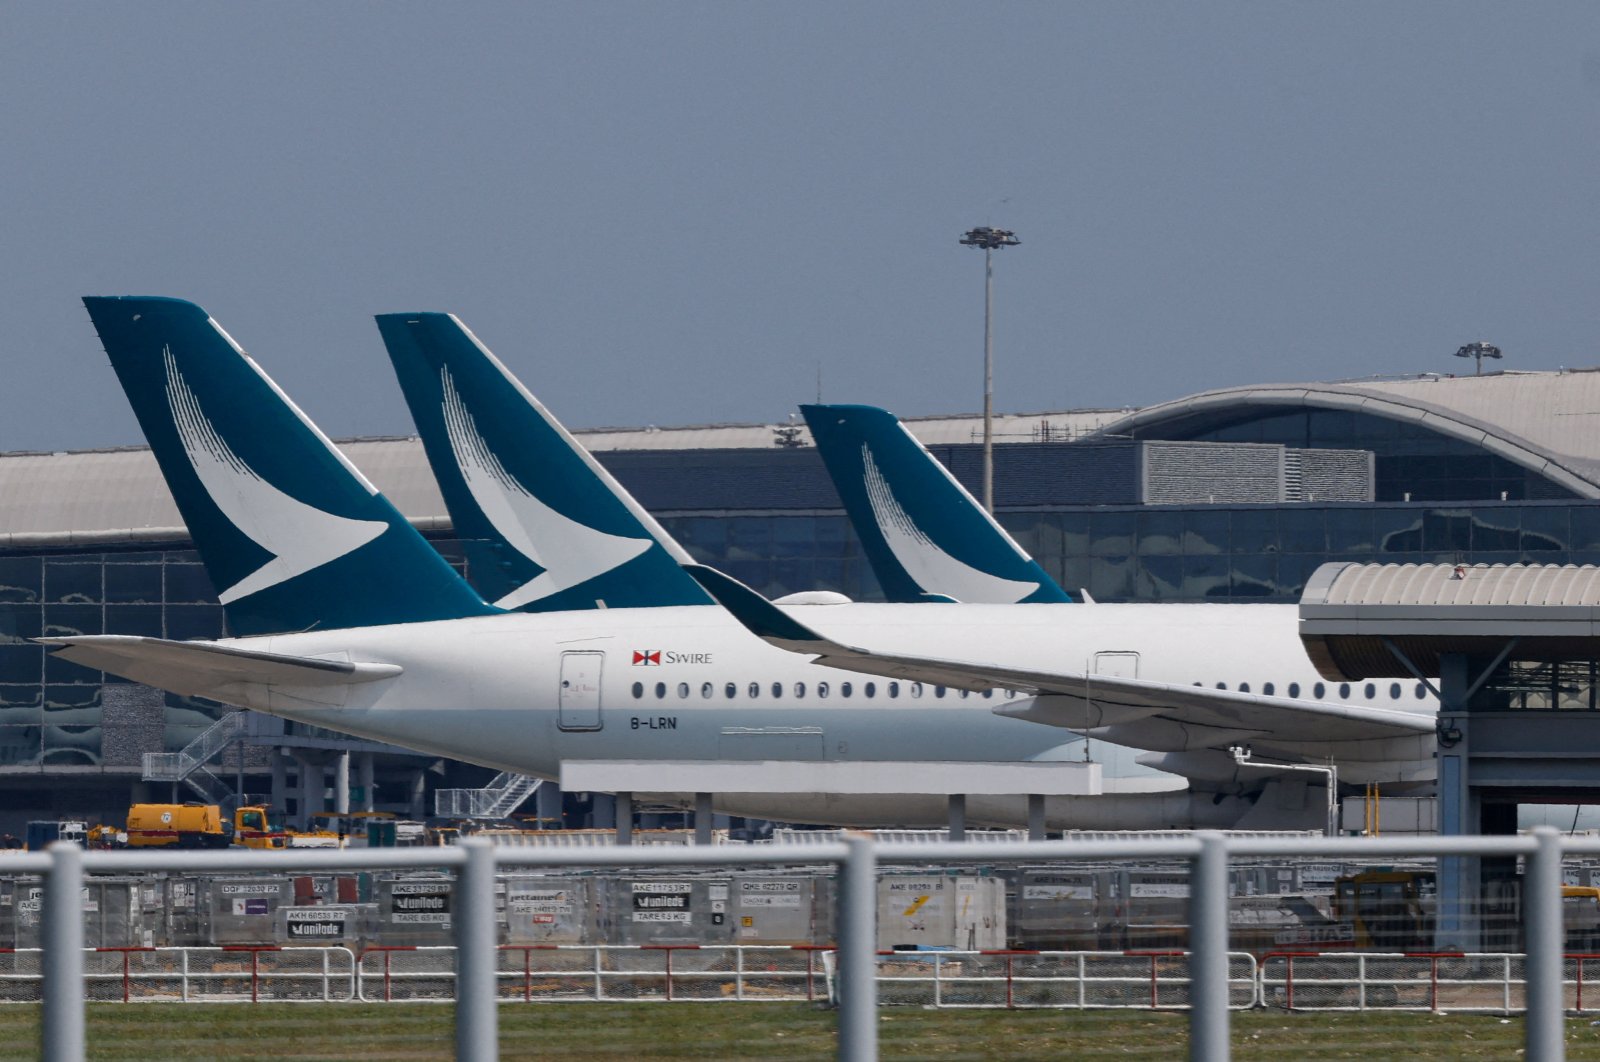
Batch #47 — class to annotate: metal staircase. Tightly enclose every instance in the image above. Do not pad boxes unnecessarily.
[142,711,246,804]
[434,772,542,820]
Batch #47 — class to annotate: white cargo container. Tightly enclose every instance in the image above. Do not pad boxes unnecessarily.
[876,874,1005,951]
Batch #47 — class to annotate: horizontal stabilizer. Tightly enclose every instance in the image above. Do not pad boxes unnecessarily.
[39,635,401,699]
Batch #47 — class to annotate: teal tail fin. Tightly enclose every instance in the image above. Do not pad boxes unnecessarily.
[800,404,1072,604]
[376,312,712,610]
[82,296,500,635]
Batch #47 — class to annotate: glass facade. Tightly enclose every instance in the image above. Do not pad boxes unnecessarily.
[662,500,1600,605]
[0,536,470,770]
[1471,660,1600,712]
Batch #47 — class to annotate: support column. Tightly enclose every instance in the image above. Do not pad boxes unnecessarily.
[357,754,375,813]
[294,754,324,830]
[409,769,427,820]
[947,794,966,842]
[1435,653,1477,951]
[694,793,714,846]
[536,780,563,829]
[615,792,634,845]
[1027,794,1046,841]
[334,750,351,817]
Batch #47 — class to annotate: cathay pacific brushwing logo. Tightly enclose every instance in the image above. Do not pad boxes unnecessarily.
[860,443,1038,604]
[163,348,387,604]
[441,367,649,609]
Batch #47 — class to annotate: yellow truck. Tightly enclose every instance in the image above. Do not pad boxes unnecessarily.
[125,803,287,849]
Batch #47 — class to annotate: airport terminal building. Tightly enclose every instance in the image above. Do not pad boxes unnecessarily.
[3,367,1600,832]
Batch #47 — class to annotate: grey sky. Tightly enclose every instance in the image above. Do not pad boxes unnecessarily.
[3,4,1598,454]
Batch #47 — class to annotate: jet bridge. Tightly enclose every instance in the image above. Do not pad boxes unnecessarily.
[1300,561,1600,947]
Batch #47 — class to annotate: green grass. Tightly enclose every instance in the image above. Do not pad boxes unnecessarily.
[6,1004,1600,1060]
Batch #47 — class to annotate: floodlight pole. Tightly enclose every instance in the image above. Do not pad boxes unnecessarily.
[961,227,1019,513]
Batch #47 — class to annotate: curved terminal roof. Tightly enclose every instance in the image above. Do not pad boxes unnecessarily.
[1094,369,1600,499]
[0,409,1125,547]
[1299,562,1600,681]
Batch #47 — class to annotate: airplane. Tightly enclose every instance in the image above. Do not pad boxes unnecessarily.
[799,403,1074,604]
[363,312,1446,822]
[49,296,1259,831]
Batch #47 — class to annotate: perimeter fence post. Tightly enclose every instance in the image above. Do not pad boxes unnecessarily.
[1525,827,1565,1062]
[1188,831,1230,1062]
[41,841,85,1062]
[838,834,878,1062]
[456,839,499,1062]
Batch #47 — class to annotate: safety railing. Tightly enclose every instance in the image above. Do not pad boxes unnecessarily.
[19,829,1600,1062]
[0,945,356,1003]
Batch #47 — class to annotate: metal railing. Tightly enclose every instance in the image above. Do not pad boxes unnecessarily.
[20,828,1599,1062]
[433,771,542,819]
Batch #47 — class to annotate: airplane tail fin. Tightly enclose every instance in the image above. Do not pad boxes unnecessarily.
[82,296,500,635]
[376,312,711,610]
[800,404,1073,604]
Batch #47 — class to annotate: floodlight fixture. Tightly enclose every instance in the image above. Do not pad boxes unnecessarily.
[1454,341,1503,376]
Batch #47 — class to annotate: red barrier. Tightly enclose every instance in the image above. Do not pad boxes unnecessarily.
[358,945,419,1003]
[221,945,279,1003]
[643,944,703,1001]
[1125,951,1186,1009]
[95,946,156,1003]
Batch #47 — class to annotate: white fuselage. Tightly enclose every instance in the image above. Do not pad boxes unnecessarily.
[184,601,1439,829]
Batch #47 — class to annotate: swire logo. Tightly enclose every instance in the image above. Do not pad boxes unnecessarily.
[632,650,662,666]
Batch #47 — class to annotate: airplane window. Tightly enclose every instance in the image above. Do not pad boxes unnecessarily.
[1239,683,1250,694]
[1216,682,1227,690]
[1389,683,1401,699]
[1339,684,1351,699]
[888,682,900,698]
[935,686,946,698]
[771,682,783,699]
[794,682,805,698]
[749,682,760,699]
[1288,683,1300,698]
[677,682,690,699]
[1193,682,1202,687]
[1363,683,1375,699]
[910,682,924,698]
[701,682,713,699]
[631,682,644,699]
[1415,684,1427,699]
[842,682,854,697]
[725,683,737,699]
[982,689,993,699]
[959,689,970,699]
[864,682,876,698]
[1263,683,1274,696]
[818,681,830,698]
[654,682,666,699]
[1314,683,1325,699]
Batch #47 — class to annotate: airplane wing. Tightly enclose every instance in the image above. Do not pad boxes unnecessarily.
[685,565,1433,749]
[38,635,402,700]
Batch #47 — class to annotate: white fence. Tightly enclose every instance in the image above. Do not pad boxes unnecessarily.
[16,829,1600,1062]
[0,946,356,1003]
